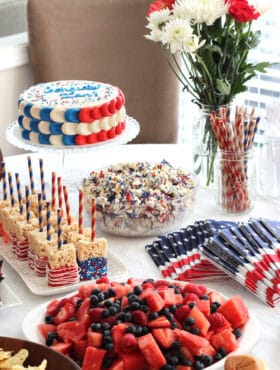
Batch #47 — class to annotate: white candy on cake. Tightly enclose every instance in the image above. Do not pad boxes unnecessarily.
[18,80,126,146]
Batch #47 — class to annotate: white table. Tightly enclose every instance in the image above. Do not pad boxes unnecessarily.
[0,144,279,369]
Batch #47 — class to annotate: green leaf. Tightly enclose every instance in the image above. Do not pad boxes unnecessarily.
[253,61,275,73]
[216,79,231,95]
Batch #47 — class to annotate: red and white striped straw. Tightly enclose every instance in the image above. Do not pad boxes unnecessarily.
[91,197,96,241]
[51,172,56,211]
[79,189,83,234]
[63,185,71,225]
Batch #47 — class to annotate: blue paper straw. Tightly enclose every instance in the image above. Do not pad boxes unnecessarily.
[1,162,7,200]
[38,193,43,232]
[8,172,15,207]
[46,201,51,241]
[15,173,23,215]
[25,185,30,223]
[57,208,62,249]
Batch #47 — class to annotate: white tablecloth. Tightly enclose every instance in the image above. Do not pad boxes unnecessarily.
[0,144,279,369]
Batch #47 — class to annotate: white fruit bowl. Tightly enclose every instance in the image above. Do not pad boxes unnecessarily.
[22,281,260,370]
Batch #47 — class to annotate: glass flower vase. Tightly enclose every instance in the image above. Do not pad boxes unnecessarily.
[192,105,230,187]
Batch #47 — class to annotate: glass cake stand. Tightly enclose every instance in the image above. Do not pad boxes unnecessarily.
[5,116,140,187]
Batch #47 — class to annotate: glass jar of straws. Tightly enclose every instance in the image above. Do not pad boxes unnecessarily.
[210,106,259,213]
[215,148,257,213]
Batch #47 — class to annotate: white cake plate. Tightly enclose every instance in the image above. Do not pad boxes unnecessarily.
[5,116,140,187]
[5,115,140,154]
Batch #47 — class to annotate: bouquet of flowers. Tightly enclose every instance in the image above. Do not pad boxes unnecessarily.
[145,0,273,108]
[145,0,274,186]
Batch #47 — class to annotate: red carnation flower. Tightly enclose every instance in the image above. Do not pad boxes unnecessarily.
[227,0,260,22]
[147,0,175,16]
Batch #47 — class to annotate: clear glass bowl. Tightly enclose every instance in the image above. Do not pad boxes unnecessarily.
[82,161,198,237]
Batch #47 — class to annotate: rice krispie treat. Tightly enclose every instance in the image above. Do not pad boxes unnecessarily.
[46,243,79,287]
[82,160,197,236]
[75,238,107,280]
[27,229,57,275]
[13,217,39,260]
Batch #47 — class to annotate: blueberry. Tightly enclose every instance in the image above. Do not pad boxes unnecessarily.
[199,295,209,300]
[129,302,141,310]
[102,335,113,344]
[133,286,143,295]
[90,295,99,305]
[104,343,114,352]
[102,309,110,317]
[128,294,139,303]
[107,288,116,297]
[148,312,158,320]
[193,360,205,369]
[233,328,242,338]
[45,331,57,346]
[185,317,195,326]
[102,323,111,330]
[91,323,102,331]
[218,347,227,357]
[45,315,54,324]
[190,327,200,335]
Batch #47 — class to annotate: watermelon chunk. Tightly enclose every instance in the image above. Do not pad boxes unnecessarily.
[152,327,178,348]
[145,291,165,312]
[82,347,106,370]
[186,305,210,336]
[57,321,87,343]
[138,333,167,368]
[176,329,210,356]
[218,295,249,328]
[210,328,238,353]
[119,352,148,370]
[37,323,57,338]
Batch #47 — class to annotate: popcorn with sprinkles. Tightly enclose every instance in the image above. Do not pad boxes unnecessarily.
[82,160,197,236]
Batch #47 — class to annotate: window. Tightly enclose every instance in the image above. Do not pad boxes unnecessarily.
[0,0,26,37]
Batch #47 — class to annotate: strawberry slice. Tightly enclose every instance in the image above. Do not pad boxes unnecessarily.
[53,302,75,325]
[46,299,60,316]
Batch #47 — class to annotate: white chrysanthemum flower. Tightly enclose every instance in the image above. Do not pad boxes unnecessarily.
[145,28,165,43]
[185,35,206,53]
[146,8,171,30]
[161,18,195,53]
[248,0,274,15]
[173,0,228,26]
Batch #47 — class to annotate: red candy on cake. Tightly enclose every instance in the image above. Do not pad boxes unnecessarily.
[39,278,250,369]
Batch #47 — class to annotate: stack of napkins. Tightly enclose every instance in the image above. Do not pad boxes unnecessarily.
[145,218,280,307]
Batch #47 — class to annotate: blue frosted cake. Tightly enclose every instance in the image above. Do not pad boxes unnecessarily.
[17,80,126,146]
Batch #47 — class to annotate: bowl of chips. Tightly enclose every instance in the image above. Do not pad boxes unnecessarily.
[0,337,80,370]
[82,160,198,236]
